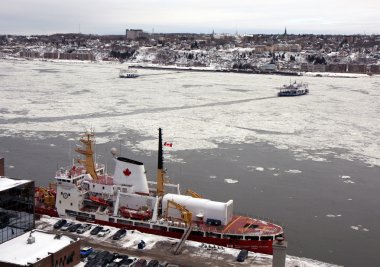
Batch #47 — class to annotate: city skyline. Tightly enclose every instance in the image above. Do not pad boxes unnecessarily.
[1,0,380,35]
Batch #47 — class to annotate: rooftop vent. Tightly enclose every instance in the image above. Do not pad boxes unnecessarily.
[27,232,35,244]
[54,233,62,239]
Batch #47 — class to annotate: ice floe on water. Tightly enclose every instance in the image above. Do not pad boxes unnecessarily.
[247,165,265,172]
[224,178,239,184]
[285,169,302,174]
[350,225,369,232]
[326,214,342,218]
[340,175,355,184]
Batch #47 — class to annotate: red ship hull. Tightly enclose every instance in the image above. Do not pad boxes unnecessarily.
[95,219,273,254]
[35,207,273,254]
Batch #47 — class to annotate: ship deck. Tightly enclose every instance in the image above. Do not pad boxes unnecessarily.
[196,215,282,236]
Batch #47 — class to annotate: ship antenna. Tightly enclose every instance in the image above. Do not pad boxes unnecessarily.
[156,128,165,197]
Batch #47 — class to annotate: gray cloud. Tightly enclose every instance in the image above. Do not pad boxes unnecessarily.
[1,0,379,35]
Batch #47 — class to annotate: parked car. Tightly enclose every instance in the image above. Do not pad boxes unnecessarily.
[76,223,92,234]
[137,240,146,249]
[80,247,93,258]
[86,250,100,261]
[97,228,111,237]
[111,256,124,266]
[236,249,248,262]
[112,229,127,240]
[53,219,67,229]
[90,225,103,235]
[68,223,82,232]
[147,259,159,267]
[60,221,74,231]
[135,258,147,267]
[103,251,115,263]
[119,257,137,267]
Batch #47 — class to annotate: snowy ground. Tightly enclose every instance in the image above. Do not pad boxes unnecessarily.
[36,216,341,267]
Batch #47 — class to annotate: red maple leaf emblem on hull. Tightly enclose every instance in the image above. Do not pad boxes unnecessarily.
[123,168,131,176]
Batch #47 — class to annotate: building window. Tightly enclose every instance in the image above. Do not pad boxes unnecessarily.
[67,251,75,263]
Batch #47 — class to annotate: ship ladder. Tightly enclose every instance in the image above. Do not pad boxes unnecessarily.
[173,225,193,255]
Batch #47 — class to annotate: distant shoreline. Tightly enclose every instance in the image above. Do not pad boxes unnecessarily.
[128,64,304,76]
[128,64,370,78]
[0,57,372,78]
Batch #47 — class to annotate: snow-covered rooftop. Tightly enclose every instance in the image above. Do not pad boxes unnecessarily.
[0,176,31,192]
[0,230,77,265]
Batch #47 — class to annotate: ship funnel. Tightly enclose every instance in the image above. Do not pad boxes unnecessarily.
[156,128,164,197]
[113,157,149,194]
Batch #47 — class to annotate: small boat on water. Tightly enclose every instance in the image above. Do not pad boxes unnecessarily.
[119,69,138,78]
[278,81,309,97]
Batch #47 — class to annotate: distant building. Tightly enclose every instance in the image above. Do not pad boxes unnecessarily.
[300,63,326,72]
[59,52,95,61]
[369,64,380,74]
[0,230,81,267]
[126,29,148,40]
[253,45,267,53]
[327,64,347,73]
[347,64,367,73]
[260,63,277,72]
[19,50,40,58]
[43,52,59,59]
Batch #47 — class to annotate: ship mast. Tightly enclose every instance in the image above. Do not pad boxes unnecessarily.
[75,130,98,180]
[156,128,165,197]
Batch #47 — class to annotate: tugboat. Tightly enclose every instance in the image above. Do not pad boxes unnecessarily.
[278,81,309,97]
[119,69,138,78]
[35,129,284,254]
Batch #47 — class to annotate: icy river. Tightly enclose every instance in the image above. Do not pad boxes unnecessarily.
[0,60,379,266]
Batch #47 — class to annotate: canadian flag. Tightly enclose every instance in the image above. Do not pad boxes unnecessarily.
[164,142,173,147]
[123,168,132,176]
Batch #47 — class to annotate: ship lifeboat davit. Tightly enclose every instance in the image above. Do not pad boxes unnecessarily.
[119,206,152,220]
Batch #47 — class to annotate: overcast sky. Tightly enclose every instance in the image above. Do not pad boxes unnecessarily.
[1,0,379,35]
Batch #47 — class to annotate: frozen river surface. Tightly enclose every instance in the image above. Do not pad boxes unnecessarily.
[0,60,380,266]
[0,60,379,166]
